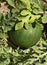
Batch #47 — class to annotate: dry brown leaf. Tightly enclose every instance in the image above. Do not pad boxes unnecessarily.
[0,2,10,15]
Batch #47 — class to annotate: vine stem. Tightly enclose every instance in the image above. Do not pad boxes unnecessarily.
[31,52,47,64]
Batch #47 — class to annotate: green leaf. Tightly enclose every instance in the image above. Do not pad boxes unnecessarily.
[0,62,4,65]
[0,32,6,39]
[29,15,41,23]
[20,10,31,16]
[18,15,30,23]
[33,9,43,14]
[3,26,12,32]
[32,46,43,54]
[0,13,3,20]
[36,62,43,65]
[42,13,47,23]
[32,0,43,14]
[12,8,19,13]
[4,58,10,65]
[6,0,15,8]
[16,9,41,30]
[20,0,32,11]
[25,23,32,29]
[15,22,24,30]
[44,56,47,62]
[45,4,47,10]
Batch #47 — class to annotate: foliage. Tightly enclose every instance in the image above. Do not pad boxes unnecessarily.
[0,0,47,65]
[0,38,47,65]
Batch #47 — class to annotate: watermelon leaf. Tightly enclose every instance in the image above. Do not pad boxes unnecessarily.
[6,0,15,8]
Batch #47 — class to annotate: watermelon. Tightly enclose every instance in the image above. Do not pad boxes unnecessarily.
[8,23,42,48]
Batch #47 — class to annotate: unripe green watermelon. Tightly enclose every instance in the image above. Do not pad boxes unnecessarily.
[8,23,42,48]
